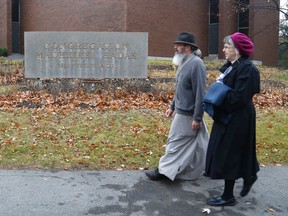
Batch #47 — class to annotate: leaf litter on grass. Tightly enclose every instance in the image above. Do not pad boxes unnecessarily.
[0,59,287,169]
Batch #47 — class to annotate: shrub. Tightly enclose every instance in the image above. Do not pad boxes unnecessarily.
[0,48,8,57]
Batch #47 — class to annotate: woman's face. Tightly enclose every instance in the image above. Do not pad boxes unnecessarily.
[223,43,238,62]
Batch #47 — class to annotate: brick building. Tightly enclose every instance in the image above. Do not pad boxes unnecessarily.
[0,0,280,66]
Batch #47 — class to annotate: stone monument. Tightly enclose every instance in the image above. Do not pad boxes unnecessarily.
[25,32,148,78]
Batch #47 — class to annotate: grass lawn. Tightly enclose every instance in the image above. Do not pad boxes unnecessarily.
[256,108,288,166]
[0,109,169,170]
[0,58,287,170]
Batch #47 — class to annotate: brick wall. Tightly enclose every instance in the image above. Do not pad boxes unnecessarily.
[20,0,210,58]
[0,0,12,54]
[249,0,279,66]
[126,0,209,58]
[10,0,280,66]
[218,1,238,60]
[218,0,279,66]
[20,0,127,52]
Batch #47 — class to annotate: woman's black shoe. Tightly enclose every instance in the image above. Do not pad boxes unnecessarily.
[145,168,168,181]
[240,175,258,197]
[206,196,236,206]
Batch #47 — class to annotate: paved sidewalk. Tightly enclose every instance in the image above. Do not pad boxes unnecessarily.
[0,166,287,216]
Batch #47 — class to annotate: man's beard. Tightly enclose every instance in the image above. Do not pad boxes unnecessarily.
[172,52,186,66]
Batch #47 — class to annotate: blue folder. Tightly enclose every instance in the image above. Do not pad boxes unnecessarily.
[204,82,232,124]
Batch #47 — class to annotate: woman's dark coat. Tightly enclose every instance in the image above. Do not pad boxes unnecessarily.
[205,57,260,180]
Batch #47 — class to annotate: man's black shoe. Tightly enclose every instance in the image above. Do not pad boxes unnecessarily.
[240,175,258,197]
[206,196,236,206]
[145,168,168,181]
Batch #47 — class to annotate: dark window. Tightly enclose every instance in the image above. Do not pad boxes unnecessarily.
[238,0,249,33]
[210,0,219,24]
[12,0,20,22]
[239,28,249,35]
[209,0,219,54]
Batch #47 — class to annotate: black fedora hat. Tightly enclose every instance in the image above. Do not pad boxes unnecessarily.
[174,32,198,48]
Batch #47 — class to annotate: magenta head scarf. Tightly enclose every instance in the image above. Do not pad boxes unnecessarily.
[230,32,254,57]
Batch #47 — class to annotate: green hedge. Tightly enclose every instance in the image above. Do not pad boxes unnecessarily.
[0,48,8,57]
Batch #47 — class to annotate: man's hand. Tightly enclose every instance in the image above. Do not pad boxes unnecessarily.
[165,108,174,118]
[192,120,201,130]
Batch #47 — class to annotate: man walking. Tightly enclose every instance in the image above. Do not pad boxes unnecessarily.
[145,32,209,181]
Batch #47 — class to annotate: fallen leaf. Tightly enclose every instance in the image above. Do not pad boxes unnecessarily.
[267,208,276,213]
[202,208,211,214]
